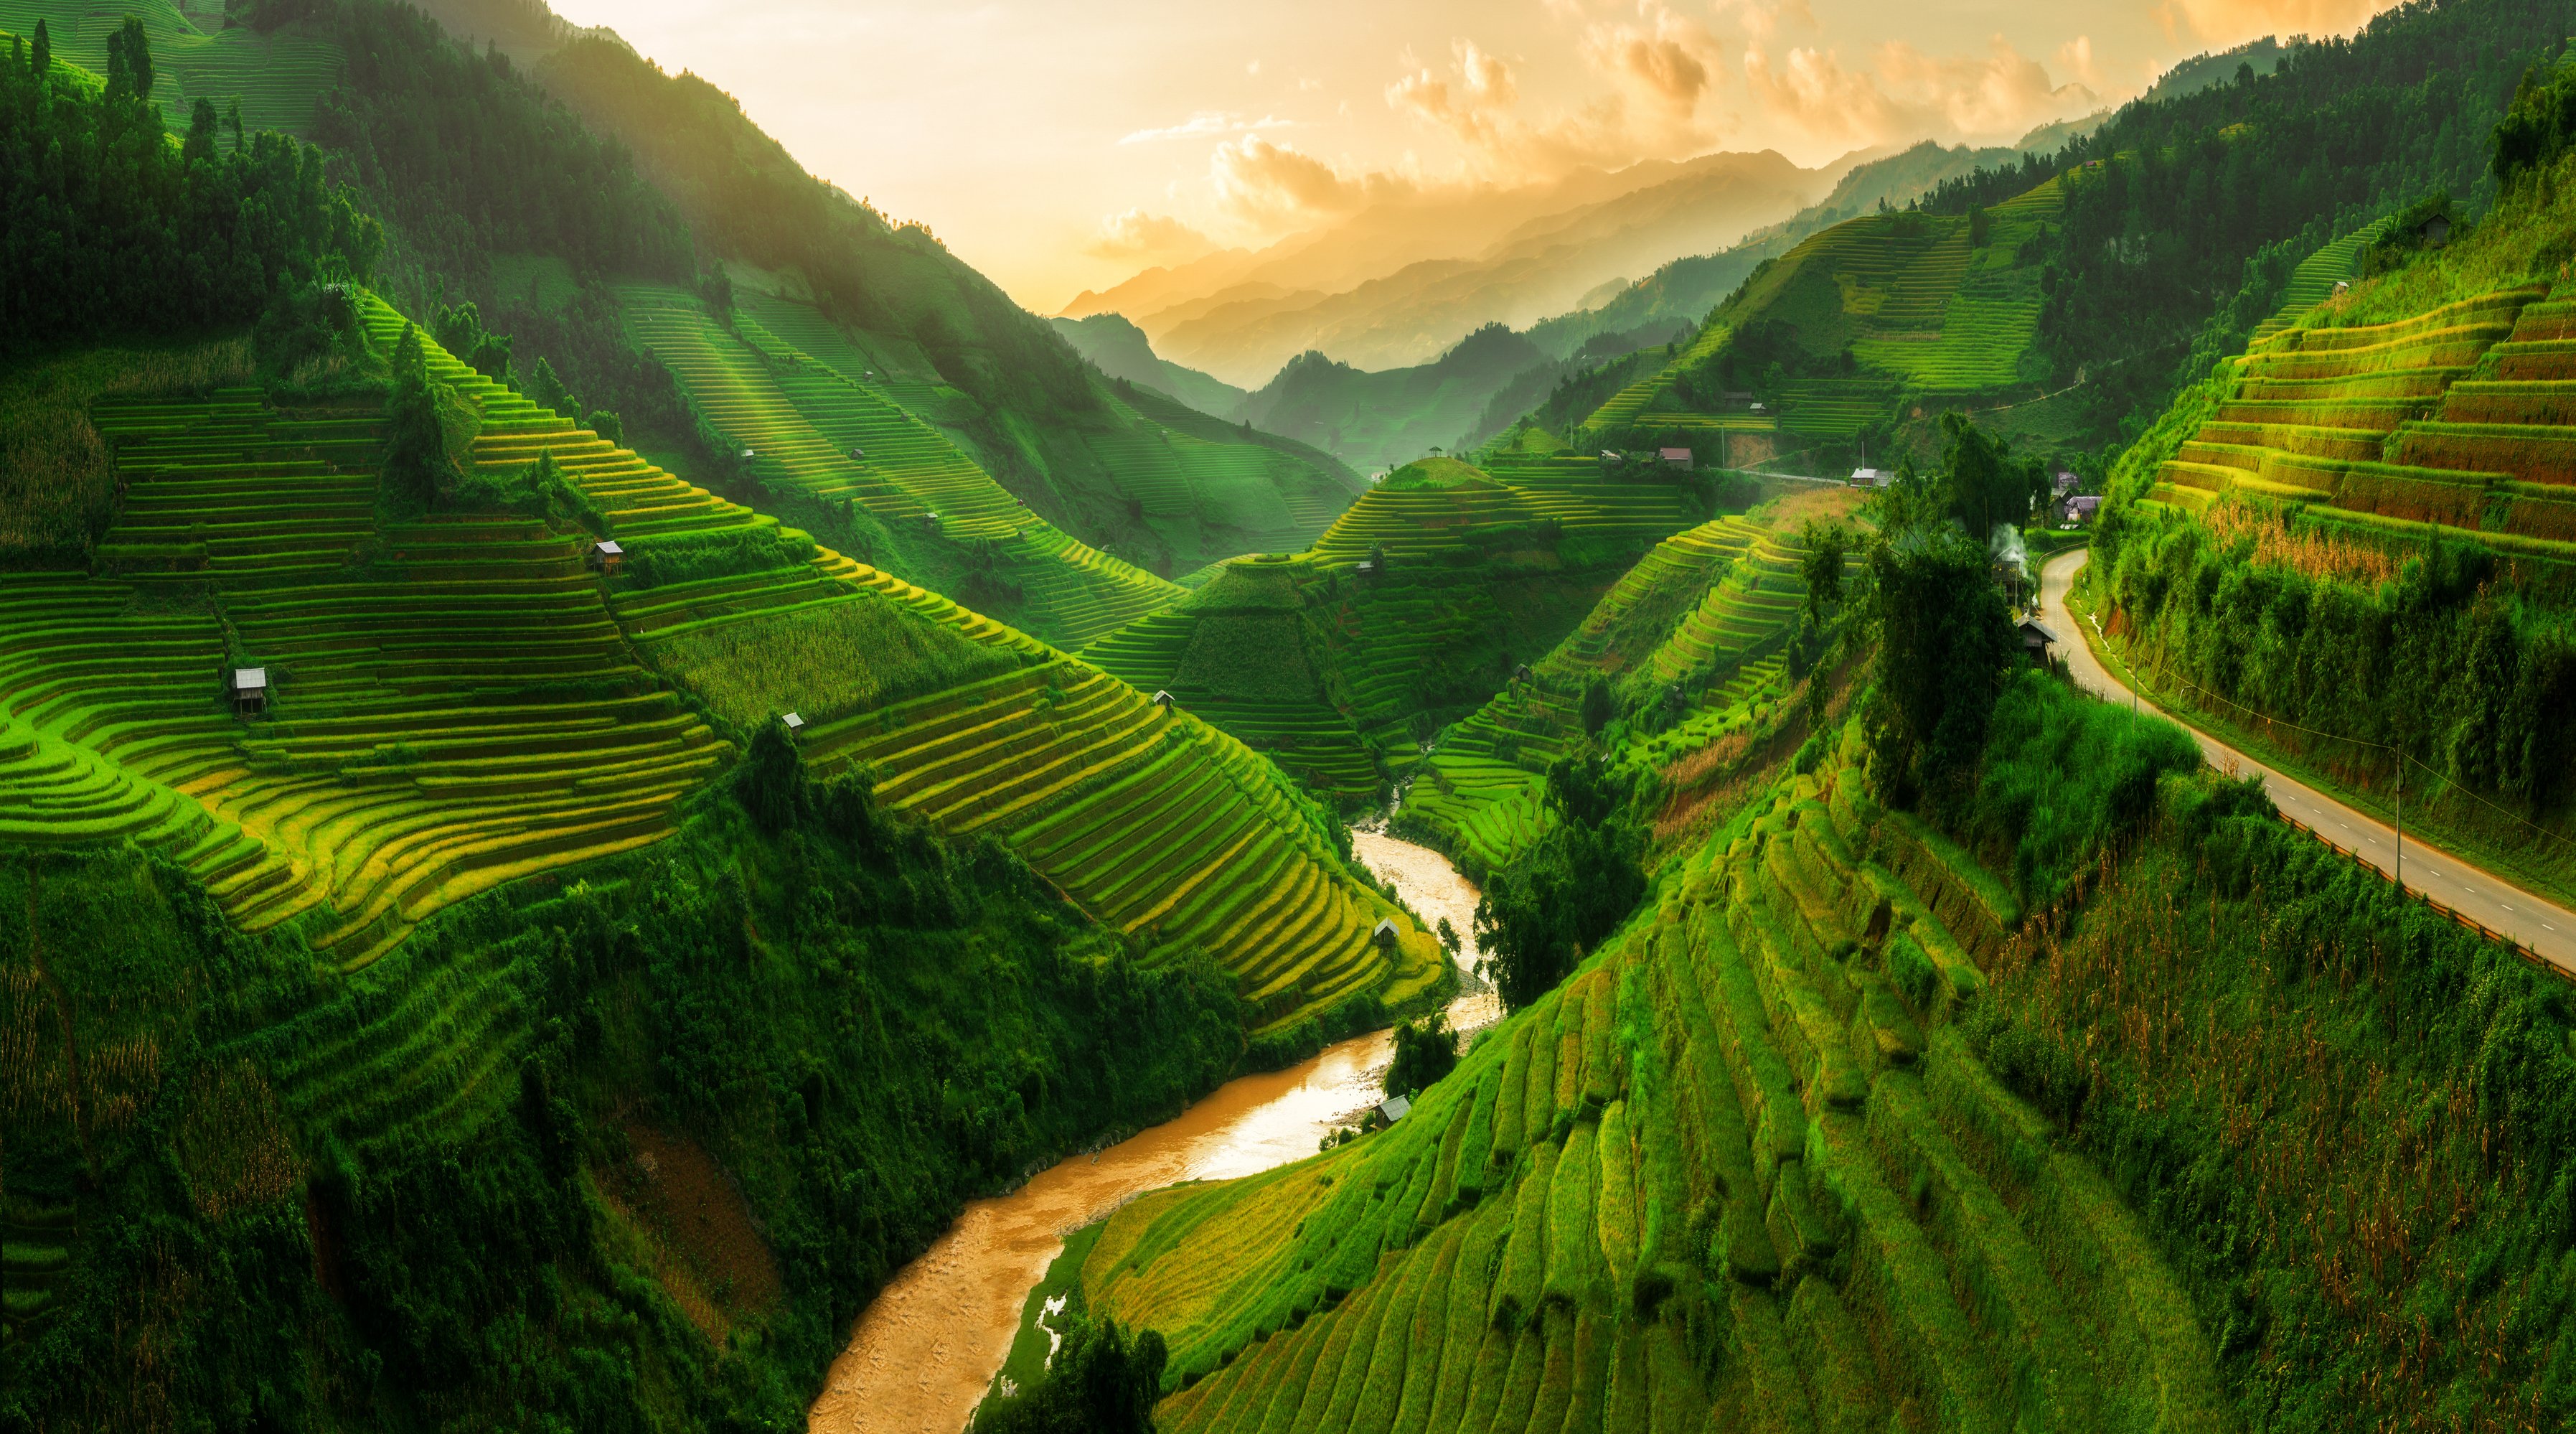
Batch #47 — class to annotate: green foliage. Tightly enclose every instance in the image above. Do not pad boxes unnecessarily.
[432,299,514,382]
[619,524,820,588]
[0,25,382,354]
[976,1313,1167,1434]
[0,752,1243,1429]
[1932,411,2051,536]
[1863,522,2020,810]
[1474,754,1643,1011]
[2493,50,2576,188]
[1386,1013,1459,1100]
[528,354,576,417]
[2097,502,2576,814]
[1923,0,2555,450]
[1580,675,1615,736]
[2360,191,2462,278]
[1969,670,2202,907]
[1798,520,1852,623]
[279,0,694,284]
[381,321,453,510]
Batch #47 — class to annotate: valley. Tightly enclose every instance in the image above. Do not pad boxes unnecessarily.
[7,0,2576,1430]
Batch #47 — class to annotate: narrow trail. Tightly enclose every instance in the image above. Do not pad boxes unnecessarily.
[2041,546,2576,977]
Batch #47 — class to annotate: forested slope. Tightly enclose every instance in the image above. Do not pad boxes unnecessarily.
[2087,59,2576,920]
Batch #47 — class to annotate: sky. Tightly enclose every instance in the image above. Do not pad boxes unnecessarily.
[545,0,2404,312]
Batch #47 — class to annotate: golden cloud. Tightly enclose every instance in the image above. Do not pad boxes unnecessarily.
[1084,210,1218,263]
[1742,33,2095,148]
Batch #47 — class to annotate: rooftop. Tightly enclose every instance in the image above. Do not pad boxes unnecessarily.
[232,667,266,691]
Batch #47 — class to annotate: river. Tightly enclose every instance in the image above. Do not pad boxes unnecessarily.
[803,828,1491,1434]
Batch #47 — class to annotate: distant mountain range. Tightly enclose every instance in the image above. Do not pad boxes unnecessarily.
[1060,149,1831,385]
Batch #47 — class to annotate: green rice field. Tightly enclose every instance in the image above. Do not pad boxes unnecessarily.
[1077,722,2237,1433]
[2148,276,2576,571]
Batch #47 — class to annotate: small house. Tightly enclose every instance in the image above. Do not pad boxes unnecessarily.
[1152,690,1176,711]
[2067,495,2102,524]
[1722,390,1754,406]
[2054,471,2080,495]
[1371,918,1399,950]
[1749,402,1766,413]
[2421,214,2452,247]
[1850,467,1889,487]
[1355,559,1378,578]
[1658,447,1693,468]
[1376,1095,1412,1125]
[2018,619,2060,665]
[739,447,756,462]
[2333,279,2351,296]
[232,667,268,716]
[848,446,866,461]
[587,538,624,575]
[781,711,805,739]
[1599,449,1620,462]
[922,512,942,534]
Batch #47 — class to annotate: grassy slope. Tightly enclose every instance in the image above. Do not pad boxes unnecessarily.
[0,296,1439,1035]
[0,0,344,136]
[529,33,1364,577]
[1080,703,2576,1431]
[1574,174,2069,456]
[1081,454,1711,808]
[1397,487,1853,873]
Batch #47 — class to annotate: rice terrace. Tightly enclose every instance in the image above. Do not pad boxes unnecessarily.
[7,0,2576,1430]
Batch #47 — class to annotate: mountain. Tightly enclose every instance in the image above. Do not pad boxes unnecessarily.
[1065,149,1831,383]
[1233,326,1550,474]
[2140,34,2297,104]
[1050,312,1248,418]
[1519,140,2039,365]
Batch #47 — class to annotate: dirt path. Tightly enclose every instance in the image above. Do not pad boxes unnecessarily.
[2041,546,2576,976]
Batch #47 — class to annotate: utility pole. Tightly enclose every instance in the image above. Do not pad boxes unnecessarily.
[2394,755,2403,892]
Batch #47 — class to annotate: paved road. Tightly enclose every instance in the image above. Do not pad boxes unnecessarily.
[2039,547,2576,977]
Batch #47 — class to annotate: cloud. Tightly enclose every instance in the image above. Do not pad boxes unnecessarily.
[1210,135,1401,227]
[1121,111,1293,145]
[2153,0,2395,44]
[1742,34,2095,149]
[1383,10,1730,180]
[1084,210,1217,263]
[2056,35,2100,90]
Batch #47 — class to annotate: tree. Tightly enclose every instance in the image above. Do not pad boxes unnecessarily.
[528,356,575,416]
[1862,524,2021,812]
[29,18,48,78]
[1800,520,1853,624]
[1581,675,1615,736]
[1475,754,1643,1011]
[1935,411,2045,538]
[383,324,453,510]
[184,99,219,166]
[737,718,806,834]
[977,1314,1166,1434]
[433,301,514,383]
[1386,1014,1457,1099]
[104,17,152,106]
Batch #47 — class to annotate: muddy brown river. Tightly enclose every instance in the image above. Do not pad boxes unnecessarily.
[804,829,1491,1434]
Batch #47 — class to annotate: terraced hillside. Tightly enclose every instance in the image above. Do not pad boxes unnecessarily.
[1401,515,1815,872]
[1080,454,1712,805]
[2143,280,2576,576]
[410,293,1447,1031]
[1,291,1437,1031]
[0,0,344,136]
[617,283,1185,649]
[1075,723,2237,1433]
[1083,558,1380,805]
[1581,177,2069,446]
[0,380,727,969]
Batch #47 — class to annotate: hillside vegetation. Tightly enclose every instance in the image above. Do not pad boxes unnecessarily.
[1399,492,1839,876]
[2090,67,2576,909]
[1068,678,2576,1432]
[1083,453,1715,806]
